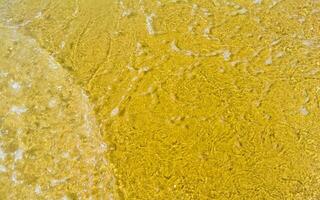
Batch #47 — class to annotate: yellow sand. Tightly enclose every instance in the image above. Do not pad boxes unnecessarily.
[1,0,320,199]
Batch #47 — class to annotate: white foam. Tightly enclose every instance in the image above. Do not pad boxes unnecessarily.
[48,98,57,108]
[253,0,262,4]
[223,50,231,61]
[203,24,213,39]
[146,13,156,35]
[265,57,273,65]
[10,105,28,115]
[48,55,59,69]
[60,41,65,49]
[10,81,21,91]
[11,172,20,184]
[138,66,150,74]
[122,9,133,17]
[62,195,70,200]
[110,107,119,117]
[302,40,313,47]
[170,41,180,52]
[0,147,6,160]
[35,185,42,194]
[51,178,67,186]
[300,107,309,116]
[238,8,247,14]
[0,71,8,78]
[14,148,24,161]
[0,165,6,173]
[191,4,198,16]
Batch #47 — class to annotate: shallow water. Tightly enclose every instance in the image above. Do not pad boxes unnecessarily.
[0,24,114,199]
[1,0,320,199]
